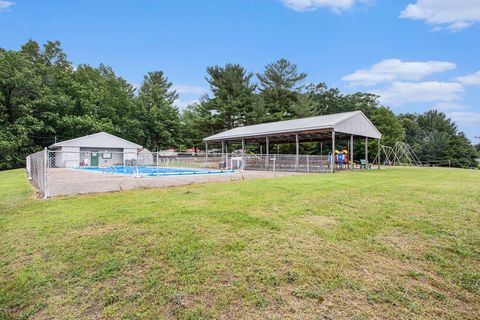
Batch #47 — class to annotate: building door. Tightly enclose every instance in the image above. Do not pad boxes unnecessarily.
[91,152,99,166]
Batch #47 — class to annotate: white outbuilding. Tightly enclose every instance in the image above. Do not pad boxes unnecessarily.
[50,132,142,167]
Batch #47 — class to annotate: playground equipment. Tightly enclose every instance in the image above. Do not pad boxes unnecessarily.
[373,142,422,167]
[335,149,349,169]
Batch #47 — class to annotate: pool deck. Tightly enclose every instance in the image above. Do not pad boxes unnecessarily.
[45,168,306,197]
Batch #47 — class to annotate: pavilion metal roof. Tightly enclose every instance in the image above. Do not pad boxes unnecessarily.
[203,111,382,142]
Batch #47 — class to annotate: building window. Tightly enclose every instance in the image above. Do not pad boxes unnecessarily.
[102,152,112,159]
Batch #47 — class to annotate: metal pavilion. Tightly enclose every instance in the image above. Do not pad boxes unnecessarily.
[203,111,382,172]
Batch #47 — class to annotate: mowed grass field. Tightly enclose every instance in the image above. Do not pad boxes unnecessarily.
[0,168,479,319]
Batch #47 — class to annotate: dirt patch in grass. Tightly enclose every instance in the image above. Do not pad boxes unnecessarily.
[298,215,338,228]
[374,229,435,259]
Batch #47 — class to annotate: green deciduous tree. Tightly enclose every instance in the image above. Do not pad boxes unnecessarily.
[0,40,176,168]
[370,106,405,147]
[0,48,44,169]
[399,110,477,167]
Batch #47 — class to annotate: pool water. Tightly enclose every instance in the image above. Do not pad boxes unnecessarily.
[76,166,235,176]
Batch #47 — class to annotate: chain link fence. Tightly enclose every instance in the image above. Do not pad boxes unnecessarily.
[243,154,331,173]
[26,149,341,198]
[156,153,225,170]
[26,150,237,198]
[26,149,48,196]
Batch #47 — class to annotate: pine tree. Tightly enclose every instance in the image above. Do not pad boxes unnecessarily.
[257,59,307,120]
[136,71,181,150]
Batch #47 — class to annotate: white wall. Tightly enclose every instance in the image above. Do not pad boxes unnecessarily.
[79,148,123,167]
[53,147,139,167]
[55,147,80,168]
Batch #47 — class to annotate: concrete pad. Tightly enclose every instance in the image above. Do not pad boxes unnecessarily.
[45,168,305,197]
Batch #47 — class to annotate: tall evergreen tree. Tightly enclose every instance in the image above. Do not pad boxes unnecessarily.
[257,59,307,120]
[136,71,181,151]
[206,63,259,129]
[187,64,261,141]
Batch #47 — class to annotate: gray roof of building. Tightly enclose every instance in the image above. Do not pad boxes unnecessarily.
[50,132,142,149]
[203,111,382,142]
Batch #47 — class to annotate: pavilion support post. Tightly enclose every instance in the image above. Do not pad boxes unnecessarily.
[265,136,269,171]
[295,134,299,171]
[205,142,208,166]
[377,139,381,169]
[331,131,335,173]
[350,134,354,170]
[221,140,225,168]
[365,137,369,169]
[225,142,229,170]
[241,139,246,171]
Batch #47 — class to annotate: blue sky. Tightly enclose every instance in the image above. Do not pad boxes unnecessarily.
[1,0,479,142]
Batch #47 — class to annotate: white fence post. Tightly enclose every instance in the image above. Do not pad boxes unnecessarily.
[26,155,32,180]
[43,147,48,199]
[135,151,140,178]
[274,154,277,176]
[307,154,309,173]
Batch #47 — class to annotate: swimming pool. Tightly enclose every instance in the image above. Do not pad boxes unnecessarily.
[76,166,235,177]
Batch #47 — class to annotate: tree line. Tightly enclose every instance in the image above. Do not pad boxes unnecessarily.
[0,40,478,170]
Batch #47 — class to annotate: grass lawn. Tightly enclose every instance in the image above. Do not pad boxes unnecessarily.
[0,168,479,319]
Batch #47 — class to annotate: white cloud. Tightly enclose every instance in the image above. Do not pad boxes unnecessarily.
[172,84,208,95]
[281,0,363,13]
[374,81,464,106]
[448,111,480,123]
[342,59,456,86]
[0,1,14,11]
[400,0,480,31]
[433,102,466,111]
[456,70,480,86]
